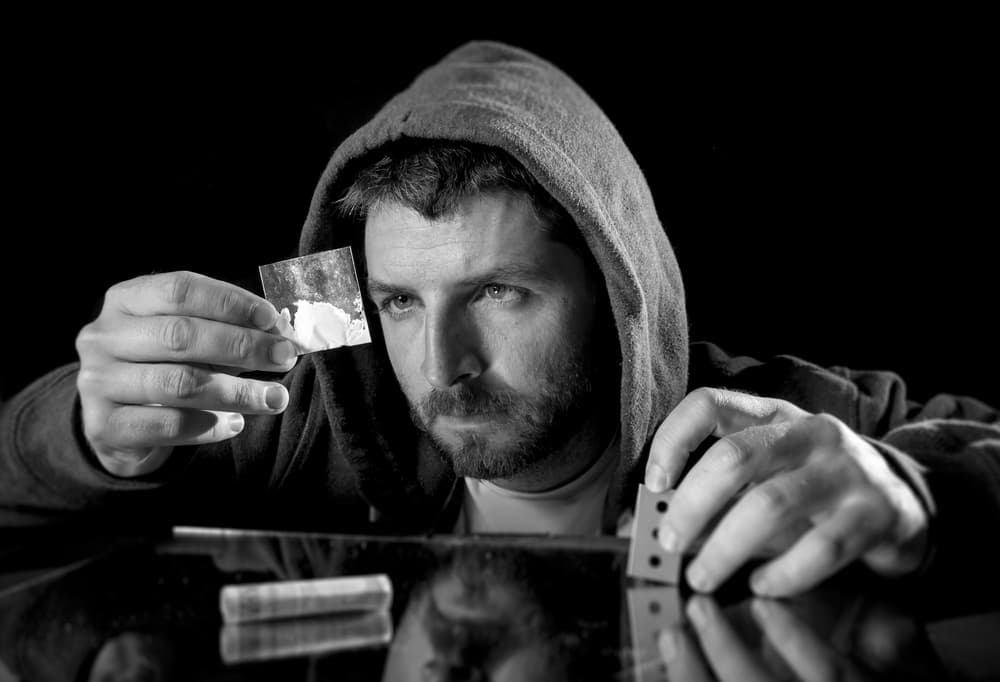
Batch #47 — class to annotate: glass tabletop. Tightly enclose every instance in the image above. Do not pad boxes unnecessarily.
[0,525,997,681]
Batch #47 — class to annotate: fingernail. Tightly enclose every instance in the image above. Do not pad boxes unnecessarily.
[659,524,680,553]
[251,302,278,330]
[658,629,678,662]
[686,598,709,627]
[229,413,245,433]
[646,463,669,491]
[270,341,296,366]
[686,562,711,592]
[264,385,288,410]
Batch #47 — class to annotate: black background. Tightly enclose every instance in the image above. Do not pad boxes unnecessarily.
[3,16,996,405]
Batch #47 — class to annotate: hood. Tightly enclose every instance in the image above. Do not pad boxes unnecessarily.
[298,41,688,517]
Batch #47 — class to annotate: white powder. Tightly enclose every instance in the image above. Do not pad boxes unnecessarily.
[279,300,371,353]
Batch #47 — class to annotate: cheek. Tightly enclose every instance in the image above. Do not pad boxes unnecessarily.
[487,295,596,384]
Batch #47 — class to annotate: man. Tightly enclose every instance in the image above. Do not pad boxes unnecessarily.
[1,41,997,601]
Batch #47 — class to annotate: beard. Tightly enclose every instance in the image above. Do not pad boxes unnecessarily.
[420,551,540,676]
[407,337,608,481]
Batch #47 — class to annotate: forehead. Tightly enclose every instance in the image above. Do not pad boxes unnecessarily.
[363,193,563,278]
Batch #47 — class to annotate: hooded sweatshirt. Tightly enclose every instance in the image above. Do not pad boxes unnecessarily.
[296,40,689,532]
[1,41,998,611]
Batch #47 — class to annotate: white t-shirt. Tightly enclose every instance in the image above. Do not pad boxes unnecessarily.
[453,437,620,536]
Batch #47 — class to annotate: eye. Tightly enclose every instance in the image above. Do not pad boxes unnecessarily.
[378,294,416,318]
[484,284,518,301]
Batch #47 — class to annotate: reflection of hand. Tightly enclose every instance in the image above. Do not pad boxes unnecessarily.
[658,594,935,682]
[75,272,298,477]
[207,536,346,580]
[645,388,928,596]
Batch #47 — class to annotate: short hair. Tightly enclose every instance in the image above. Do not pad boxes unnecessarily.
[337,140,588,256]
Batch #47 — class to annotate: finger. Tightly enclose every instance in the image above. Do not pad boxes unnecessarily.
[96,405,248,450]
[203,362,303,379]
[752,599,864,682]
[95,445,176,478]
[658,626,714,682]
[683,458,847,592]
[750,501,892,597]
[854,603,923,674]
[779,415,929,577]
[658,423,793,553]
[107,271,279,330]
[646,387,807,492]
[92,363,289,414]
[686,596,772,682]
[102,316,298,371]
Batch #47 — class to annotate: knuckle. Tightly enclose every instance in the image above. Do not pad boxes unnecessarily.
[687,386,718,408]
[76,367,102,396]
[812,528,851,568]
[808,413,847,445]
[100,410,131,444]
[107,406,180,443]
[74,322,100,356]
[218,289,245,321]
[772,397,809,421]
[714,436,753,471]
[163,366,203,400]
[103,278,134,307]
[747,482,794,516]
[160,317,193,352]
[229,329,253,362]
[147,412,182,441]
[164,271,195,306]
[228,380,255,409]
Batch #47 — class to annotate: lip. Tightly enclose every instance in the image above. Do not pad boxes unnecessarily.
[435,414,496,429]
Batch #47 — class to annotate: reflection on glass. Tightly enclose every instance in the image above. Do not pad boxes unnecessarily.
[220,610,392,664]
[0,531,968,681]
[383,546,618,682]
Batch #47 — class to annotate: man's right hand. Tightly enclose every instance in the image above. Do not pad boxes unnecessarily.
[75,271,299,477]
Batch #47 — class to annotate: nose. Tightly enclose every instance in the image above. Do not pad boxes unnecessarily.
[420,305,485,389]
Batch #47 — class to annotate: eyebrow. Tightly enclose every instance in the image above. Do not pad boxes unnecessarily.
[366,263,553,299]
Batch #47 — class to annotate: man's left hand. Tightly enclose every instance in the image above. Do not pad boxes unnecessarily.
[645,388,929,596]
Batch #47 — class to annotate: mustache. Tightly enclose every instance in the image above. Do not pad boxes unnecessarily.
[416,385,519,420]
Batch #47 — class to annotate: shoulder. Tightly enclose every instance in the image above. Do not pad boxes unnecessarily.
[688,341,875,430]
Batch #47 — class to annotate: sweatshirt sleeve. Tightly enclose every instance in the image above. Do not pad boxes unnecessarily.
[0,362,327,529]
[0,363,164,525]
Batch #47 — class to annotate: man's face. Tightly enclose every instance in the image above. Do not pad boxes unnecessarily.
[364,192,604,482]
[382,551,565,682]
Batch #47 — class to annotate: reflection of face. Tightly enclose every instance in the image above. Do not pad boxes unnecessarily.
[365,192,606,484]
[382,552,565,682]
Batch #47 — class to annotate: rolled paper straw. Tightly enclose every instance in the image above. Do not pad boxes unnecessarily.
[219,574,393,624]
[219,610,393,664]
